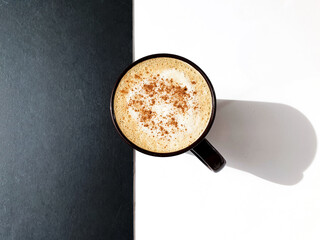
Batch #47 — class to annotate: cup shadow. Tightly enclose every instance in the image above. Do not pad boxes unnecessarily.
[189,100,317,185]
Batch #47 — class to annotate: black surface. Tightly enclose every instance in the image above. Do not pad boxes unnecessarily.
[0,1,133,239]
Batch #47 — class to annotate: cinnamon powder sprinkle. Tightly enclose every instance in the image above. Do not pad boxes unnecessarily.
[127,73,199,137]
[167,117,178,128]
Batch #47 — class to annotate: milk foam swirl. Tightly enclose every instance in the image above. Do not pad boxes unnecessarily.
[113,57,213,153]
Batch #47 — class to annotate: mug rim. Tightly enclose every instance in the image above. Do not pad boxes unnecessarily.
[110,53,217,157]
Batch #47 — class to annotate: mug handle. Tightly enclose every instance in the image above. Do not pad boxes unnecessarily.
[191,138,226,172]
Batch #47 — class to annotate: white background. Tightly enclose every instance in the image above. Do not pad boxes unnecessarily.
[134,0,320,239]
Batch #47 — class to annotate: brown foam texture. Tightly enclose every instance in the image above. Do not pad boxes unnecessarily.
[114,57,213,153]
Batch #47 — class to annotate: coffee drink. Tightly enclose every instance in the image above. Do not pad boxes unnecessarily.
[113,57,213,153]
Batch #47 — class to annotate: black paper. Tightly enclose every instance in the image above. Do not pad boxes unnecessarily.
[0,0,133,239]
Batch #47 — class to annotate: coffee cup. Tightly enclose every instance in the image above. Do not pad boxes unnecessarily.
[110,54,226,172]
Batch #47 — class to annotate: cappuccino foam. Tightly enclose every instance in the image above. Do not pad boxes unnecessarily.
[113,57,213,153]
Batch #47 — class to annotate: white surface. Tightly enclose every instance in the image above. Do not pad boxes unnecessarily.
[134,0,320,239]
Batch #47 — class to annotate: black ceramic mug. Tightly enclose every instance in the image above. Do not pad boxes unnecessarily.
[110,54,226,172]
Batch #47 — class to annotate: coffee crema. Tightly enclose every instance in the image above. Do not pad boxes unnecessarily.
[113,57,213,153]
